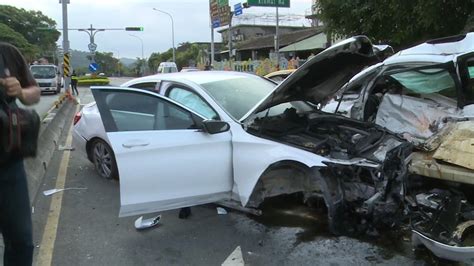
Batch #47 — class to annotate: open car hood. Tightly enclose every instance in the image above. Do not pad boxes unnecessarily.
[247,36,381,116]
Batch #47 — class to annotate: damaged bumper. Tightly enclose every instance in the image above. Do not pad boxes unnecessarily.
[412,230,474,261]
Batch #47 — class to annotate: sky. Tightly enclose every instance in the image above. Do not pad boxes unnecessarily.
[3,0,313,58]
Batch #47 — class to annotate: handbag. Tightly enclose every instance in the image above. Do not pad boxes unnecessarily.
[0,54,40,163]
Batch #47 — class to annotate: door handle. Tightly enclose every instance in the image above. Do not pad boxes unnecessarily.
[122,141,150,148]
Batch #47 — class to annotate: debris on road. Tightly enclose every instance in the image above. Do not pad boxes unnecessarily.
[134,215,161,230]
[42,187,87,196]
[217,207,228,215]
[58,145,75,151]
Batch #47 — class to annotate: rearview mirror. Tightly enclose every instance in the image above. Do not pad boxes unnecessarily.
[202,120,230,134]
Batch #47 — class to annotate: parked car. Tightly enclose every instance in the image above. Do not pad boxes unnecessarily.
[73,35,474,261]
[180,67,199,72]
[264,69,295,83]
[157,62,178,74]
[30,64,62,94]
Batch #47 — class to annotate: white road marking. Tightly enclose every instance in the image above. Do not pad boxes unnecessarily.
[222,246,245,266]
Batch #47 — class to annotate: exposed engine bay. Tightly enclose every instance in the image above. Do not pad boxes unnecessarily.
[247,107,402,163]
[247,107,474,261]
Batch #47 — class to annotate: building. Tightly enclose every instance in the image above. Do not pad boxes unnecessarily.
[234,27,327,61]
[305,0,323,27]
[218,24,308,46]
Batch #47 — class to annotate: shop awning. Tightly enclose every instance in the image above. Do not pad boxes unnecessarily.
[279,32,327,52]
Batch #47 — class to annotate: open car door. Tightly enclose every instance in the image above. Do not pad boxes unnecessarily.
[91,87,233,217]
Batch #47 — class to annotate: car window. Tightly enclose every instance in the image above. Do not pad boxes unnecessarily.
[465,60,474,104]
[200,76,277,120]
[98,90,200,132]
[389,68,457,98]
[168,86,218,119]
[129,82,159,92]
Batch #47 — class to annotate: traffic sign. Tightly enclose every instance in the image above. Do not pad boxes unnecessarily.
[247,0,290,8]
[88,42,97,52]
[212,19,221,28]
[89,62,98,72]
[234,3,243,16]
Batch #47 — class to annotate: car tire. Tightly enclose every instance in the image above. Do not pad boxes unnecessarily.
[90,139,118,180]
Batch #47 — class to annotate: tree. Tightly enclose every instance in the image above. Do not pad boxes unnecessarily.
[148,43,207,72]
[317,0,474,48]
[93,52,119,76]
[133,58,147,77]
[0,5,60,54]
[0,23,38,61]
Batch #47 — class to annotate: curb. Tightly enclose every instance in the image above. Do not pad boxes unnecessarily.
[25,96,77,205]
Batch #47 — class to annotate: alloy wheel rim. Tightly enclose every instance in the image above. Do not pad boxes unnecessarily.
[93,142,112,178]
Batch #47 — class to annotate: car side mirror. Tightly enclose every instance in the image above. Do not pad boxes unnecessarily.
[202,120,230,134]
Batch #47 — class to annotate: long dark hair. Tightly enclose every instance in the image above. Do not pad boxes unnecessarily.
[0,42,36,88]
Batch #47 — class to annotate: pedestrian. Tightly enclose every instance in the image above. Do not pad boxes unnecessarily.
[0,42,41,266]
[71,70,78,95]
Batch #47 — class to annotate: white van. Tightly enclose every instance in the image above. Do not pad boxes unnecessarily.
[30,64,62,94]
[157,62,178,74]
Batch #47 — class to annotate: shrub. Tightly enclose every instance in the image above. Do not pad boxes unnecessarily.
[77,78,110,86]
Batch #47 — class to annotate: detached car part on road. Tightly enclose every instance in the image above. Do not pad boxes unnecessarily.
[74,35,474,261]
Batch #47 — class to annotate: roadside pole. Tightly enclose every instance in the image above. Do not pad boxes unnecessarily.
[211,27,215,66]
[228,11,234,69]
[275,7,280,69]
[61,0,71,95]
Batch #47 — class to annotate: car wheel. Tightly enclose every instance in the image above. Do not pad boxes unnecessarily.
[91,139,118,180]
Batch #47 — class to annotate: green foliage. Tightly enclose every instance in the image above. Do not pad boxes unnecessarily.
[148,49,173,71]
[0,5,60,53]
[317,0,474,48]
[0,23,38,60]
[93,52,120,76]
[132,58,147,76]
[148,42,207,72]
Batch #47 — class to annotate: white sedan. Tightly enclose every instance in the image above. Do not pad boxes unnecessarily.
[73,36,409,229]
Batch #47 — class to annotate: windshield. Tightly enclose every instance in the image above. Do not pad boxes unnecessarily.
[200,75,277,120]
[159,66,178,73]
[30,66,56,79]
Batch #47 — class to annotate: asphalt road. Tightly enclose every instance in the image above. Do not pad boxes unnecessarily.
[18,91,61,120]
[23,84,474,266]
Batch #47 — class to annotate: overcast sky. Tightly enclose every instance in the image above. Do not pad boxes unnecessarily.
[3,0,313,58]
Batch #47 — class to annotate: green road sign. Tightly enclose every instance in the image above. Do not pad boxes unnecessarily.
[217,0,229,6]
[247,0,290,8]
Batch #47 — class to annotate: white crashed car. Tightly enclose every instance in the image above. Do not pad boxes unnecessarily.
[74,36,408,218]
[74,35,474,261]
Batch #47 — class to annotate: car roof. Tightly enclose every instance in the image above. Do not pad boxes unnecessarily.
[384,33,474,65]
[121,71,261,87]
[264,69,296,78]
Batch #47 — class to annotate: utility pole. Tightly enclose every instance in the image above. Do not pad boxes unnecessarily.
[61,0,70,94]
[129,34,145,76]
[275,7,280,70]
[211,27,215,67]
[73,25,143,69]
[228,11,234,69]
[152,8,176,63]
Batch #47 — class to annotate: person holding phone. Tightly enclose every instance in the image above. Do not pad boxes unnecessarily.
[0,42,40,266]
